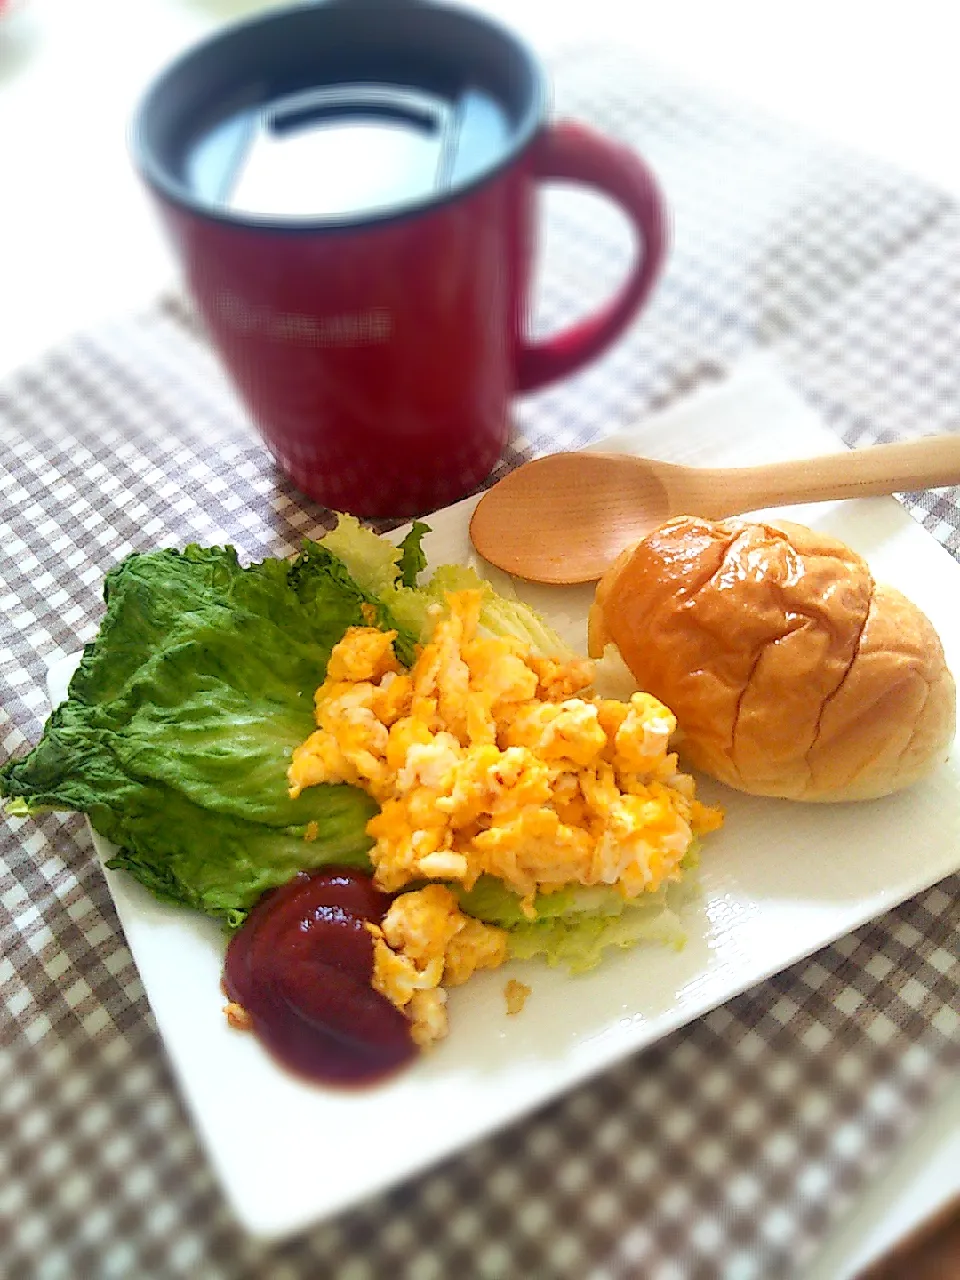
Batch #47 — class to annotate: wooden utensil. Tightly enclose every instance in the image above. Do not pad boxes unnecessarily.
[469,435,960,584]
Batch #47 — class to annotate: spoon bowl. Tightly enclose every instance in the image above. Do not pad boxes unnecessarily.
[469,434,960,584]
[469,453,672,583]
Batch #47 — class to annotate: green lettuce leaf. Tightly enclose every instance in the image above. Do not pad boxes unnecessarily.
[316,513,403,600]
[317,514,435,643]
[421,564,575,656]
[289,536,419,666]
[0,542,388,926]
[504,896,687,972]
[397,521,430,588]
[3,516,692,968]
[319,513,574,656]
[456,842,701,972]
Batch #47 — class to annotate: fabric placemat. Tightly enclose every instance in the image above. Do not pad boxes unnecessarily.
[2,47,958,1280]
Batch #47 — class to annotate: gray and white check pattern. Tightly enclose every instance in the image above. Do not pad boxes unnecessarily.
[2,48,959,1280]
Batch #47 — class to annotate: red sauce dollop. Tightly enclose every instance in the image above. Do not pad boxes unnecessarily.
[223,868,416,1086]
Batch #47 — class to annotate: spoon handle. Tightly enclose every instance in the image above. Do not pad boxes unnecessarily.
[687,434,960,517]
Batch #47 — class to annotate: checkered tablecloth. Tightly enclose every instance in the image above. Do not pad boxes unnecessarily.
[2,47,959,1280]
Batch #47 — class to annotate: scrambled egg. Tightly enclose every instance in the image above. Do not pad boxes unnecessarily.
[504,979,531,1016]
[367,884,507,1046]
[289,591,722,1046]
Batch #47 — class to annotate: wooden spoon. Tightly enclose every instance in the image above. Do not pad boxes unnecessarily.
[469,435,960,584]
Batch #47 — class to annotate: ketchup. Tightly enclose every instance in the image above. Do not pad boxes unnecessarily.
[223,868,416,1086]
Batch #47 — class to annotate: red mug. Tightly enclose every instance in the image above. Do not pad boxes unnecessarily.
[133,1,666,518]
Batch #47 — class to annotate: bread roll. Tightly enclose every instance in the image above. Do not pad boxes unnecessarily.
[588,516,956,802]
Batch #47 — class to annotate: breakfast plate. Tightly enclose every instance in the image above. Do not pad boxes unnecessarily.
[45,360,960,1239]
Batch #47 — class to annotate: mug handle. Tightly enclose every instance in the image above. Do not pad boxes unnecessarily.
[516,121,668,393]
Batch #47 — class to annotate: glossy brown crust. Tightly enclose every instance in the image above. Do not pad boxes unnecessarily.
[589,516,956,801]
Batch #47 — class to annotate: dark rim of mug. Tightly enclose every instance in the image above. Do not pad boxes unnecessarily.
[131,1,548,236]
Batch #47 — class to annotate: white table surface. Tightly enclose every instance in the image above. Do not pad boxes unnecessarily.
[2,1,958,1274]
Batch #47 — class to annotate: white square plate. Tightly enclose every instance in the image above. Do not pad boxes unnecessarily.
[46,360,960,1239]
